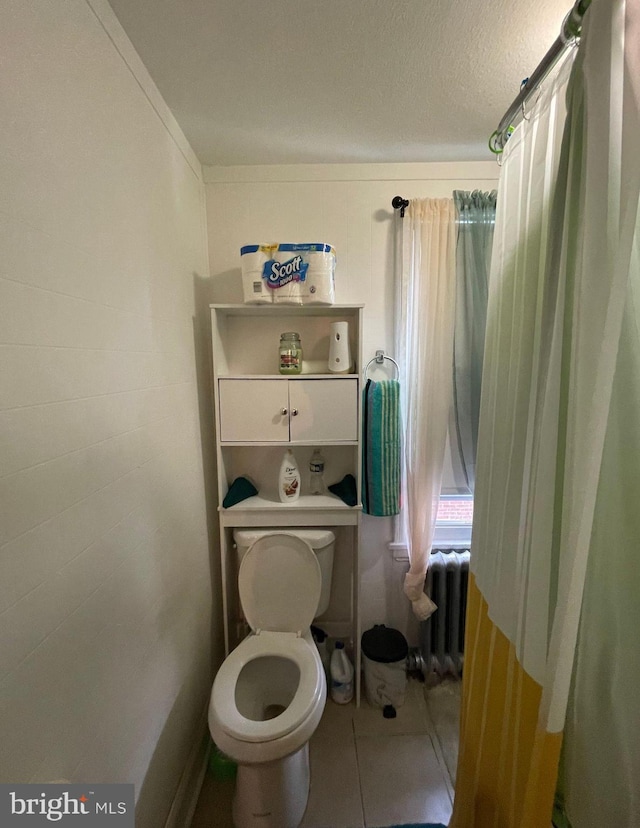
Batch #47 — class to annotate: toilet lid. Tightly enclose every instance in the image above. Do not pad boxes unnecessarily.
[239,534,321,633]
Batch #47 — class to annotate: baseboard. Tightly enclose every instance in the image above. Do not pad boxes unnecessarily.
[164,713,211,828]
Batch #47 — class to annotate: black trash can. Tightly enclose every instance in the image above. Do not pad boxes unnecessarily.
[361,625,409,709]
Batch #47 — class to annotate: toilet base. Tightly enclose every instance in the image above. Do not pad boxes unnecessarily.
[232,743,310,828]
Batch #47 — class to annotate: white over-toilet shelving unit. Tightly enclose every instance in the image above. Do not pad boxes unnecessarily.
[210,303,364,704]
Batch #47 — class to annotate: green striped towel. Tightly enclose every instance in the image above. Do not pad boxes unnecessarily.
[362,379,401,516]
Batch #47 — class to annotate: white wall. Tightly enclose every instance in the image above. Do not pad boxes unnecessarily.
[204,161,498,644]
[0,1,220,824]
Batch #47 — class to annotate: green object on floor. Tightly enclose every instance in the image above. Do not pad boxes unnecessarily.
[208,744,237,781]
[387,824,447,827]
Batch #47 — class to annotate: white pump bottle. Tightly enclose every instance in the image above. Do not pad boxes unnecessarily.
[278,449,301,502]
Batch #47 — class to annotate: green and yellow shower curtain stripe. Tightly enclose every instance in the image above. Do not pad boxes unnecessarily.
[450,1,640,824]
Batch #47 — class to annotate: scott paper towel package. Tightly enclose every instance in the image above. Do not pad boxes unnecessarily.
[240,243,335,305]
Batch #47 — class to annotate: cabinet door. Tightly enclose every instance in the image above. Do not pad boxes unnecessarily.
[218,379,289,442]
[289,379,358,442]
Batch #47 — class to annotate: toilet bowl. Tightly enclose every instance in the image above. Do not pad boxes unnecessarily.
[208,533,328,828]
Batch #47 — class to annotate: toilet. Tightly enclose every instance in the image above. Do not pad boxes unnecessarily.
[208,530,335,828]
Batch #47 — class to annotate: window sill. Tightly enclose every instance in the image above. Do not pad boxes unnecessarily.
[390,524,472,561]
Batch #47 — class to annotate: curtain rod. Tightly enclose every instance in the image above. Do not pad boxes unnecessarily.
[490,0,591,153]
[392,192,497,217]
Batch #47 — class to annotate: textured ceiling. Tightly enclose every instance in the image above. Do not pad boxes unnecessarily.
[107,0,569,166]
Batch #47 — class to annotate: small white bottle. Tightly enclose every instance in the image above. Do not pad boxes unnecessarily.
[278,449,300,502]
[309,449,325,495]
[330,641,354,704]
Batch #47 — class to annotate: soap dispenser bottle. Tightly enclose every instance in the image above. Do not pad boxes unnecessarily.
[279,449,301,502]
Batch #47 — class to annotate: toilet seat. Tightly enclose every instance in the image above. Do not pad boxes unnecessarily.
[239,533,322,633]
[212,631,323,743]
[211,533,324,745]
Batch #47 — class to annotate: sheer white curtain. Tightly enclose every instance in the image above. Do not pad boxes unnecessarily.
[397,199,457,619]
[471,46,576,688]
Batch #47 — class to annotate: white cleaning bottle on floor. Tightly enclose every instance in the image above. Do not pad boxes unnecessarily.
[330,641,354,704]
[278,449,300,502]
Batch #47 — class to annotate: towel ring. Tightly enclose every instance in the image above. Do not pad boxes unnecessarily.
[364,350,400,380]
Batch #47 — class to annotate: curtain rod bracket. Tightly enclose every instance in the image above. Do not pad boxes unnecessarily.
[392,196,409,217]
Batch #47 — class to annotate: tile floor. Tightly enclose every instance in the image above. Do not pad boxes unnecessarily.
[191,677,461,828]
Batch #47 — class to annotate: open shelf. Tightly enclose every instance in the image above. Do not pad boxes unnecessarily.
[217,373,359,380]
[220,494,361,512]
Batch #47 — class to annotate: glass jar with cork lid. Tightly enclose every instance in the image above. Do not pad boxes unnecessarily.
[279,332,303,375]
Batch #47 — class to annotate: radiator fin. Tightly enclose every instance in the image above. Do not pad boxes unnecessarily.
[420,549,470,681]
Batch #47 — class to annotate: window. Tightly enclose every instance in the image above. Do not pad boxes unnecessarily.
[434,426,473,547]
[433,494,473,547]
[390,437,473,559]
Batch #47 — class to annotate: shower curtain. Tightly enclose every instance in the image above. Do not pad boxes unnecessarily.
[450,0,640,825]
[397,198,457,618]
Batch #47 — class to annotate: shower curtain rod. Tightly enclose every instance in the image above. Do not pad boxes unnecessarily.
[491,0,591,152]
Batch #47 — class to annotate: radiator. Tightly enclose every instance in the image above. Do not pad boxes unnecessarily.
[419,549,470,680]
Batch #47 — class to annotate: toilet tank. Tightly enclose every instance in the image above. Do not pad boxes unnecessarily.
[233,529,335,617]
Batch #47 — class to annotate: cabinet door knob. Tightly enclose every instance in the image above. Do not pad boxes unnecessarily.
[281,408,288,415]
[291,408,299,416]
